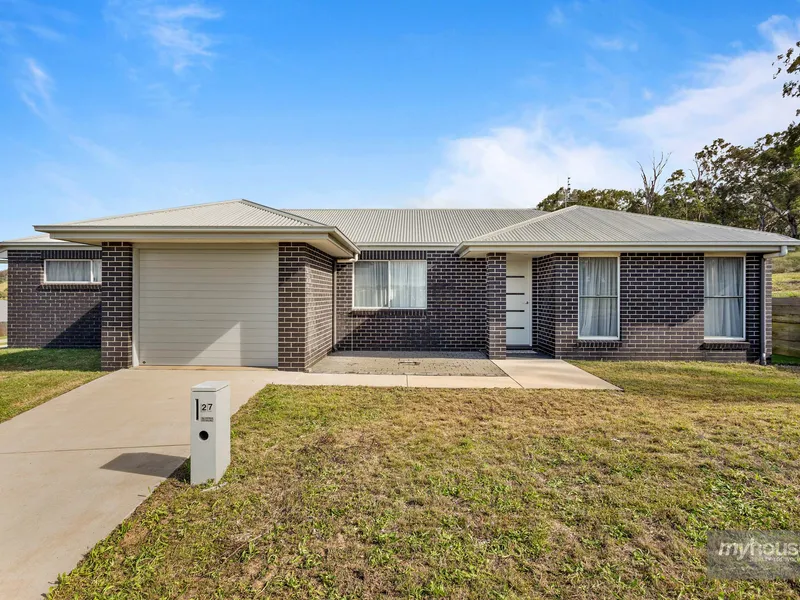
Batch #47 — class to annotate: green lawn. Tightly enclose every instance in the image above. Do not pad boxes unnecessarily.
[49,362,800,599]
[0,348,102,423]
[773,272,800,298]
[774,252,800,298]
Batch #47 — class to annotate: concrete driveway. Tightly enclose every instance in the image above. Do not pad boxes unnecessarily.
[0,369,273,599]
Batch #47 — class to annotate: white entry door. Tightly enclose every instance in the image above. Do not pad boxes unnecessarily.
[506,256,531,347]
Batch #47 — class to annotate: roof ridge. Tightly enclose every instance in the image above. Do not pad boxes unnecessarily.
[237,200,328,227]
[287,207,546,212]
[574,205,799,241]
[466,205,576,242]
[51,198,249,227]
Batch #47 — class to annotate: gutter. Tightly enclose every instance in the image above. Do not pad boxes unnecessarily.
[761,245,789,365]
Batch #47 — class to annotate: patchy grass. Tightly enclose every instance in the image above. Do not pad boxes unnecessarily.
[773,272,800,298]
[773,354,800,366]
[774,253,800,297]
[773,252,800,274]
[50,362,800,599]
[0,348,102,423]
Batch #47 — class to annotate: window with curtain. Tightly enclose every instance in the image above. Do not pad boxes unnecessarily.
[44,259,102,283]
[579,256,619,339]
[353,260,426,309]
[704,257,744,339]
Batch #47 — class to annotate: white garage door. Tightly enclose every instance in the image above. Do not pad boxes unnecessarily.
[137,247,278,367]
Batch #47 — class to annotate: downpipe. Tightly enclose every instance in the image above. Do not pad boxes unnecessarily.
[761,245,789,366]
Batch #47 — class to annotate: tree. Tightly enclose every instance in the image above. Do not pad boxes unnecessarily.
[774,41,800,115]
[688,127,800,237]
[753,124,800,238]
[637,153,671,215]
[659,166,710,222]
[536,187,637,212]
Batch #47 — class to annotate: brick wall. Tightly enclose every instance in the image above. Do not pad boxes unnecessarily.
[306,245,335,367]
[334,250,487,353]
[6,249,101,348]
[532,252,769,362]
[486,253,506,359]
[101,242,133,371]
[278,243,334,371]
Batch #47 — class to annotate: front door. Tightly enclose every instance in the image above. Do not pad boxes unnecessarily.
[506,256,531,347]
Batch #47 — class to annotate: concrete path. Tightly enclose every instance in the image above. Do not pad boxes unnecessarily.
[258,358,619,390]
[0,369,273,599]
[0,359,616,598]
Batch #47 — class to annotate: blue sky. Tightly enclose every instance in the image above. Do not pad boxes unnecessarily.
[1,0,799,242]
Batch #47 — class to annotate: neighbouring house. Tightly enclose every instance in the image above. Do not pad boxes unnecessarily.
[0,200,797,372]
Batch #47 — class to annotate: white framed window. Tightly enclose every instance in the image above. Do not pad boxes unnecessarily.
[704,256,745,340]
[353,260,427,309]
[44,259,102,283]
[578,256,619,339]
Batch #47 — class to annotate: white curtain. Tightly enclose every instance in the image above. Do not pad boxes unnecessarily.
[705,257,743,338]
[46,260,92,282]
[579,257,618,338]
[390,261,426,308]
[354,261,389,308]
[91,259,102,282]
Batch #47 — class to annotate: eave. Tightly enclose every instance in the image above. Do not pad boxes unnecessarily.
[33,226,360,259]
[456,241,797,258]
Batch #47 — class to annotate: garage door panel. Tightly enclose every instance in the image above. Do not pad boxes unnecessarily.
[140,289,270,300]
[138,331,273,344]
[138,247,278,367]
[139,356,271,367]
[140,275,277,285]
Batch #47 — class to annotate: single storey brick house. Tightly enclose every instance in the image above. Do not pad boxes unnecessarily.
[1,200,797,371]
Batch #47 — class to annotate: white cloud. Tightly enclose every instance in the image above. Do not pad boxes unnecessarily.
[421,15,799,208]
[620,15,799,164]
[107,1,223,72]
[591,36,638,52]
[422,118,639,208]
[17,58,53,118]
[547,6,565,27]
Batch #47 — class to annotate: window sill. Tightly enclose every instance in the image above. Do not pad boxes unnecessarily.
[352,307,427,311]
[577,339,622,348]
[351,308,427,315]
[702,340,749,351]
[42,282,101,287]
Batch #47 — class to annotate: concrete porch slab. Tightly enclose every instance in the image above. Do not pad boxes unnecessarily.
[492,358,621,390]
[309,351,505,377]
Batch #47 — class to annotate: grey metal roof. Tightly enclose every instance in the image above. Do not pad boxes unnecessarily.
[51,199,325,229]
[468,205,800,245]
[286,208,547,245]
[0,233,89,247]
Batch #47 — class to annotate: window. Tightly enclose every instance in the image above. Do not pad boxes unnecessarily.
[704,256,744,339]
[44,259,102,283]
[578,256,619,339]
[353,260,426,309]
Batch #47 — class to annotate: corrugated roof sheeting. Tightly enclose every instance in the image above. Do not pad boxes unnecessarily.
[287,208,546,244]
[0,233,81,246]
[57,200,320,228]
[473,206,799,244]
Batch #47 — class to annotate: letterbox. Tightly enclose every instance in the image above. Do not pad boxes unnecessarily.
[190,381,231,485]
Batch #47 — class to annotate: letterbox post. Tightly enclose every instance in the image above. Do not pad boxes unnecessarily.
[190,381,231,485]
